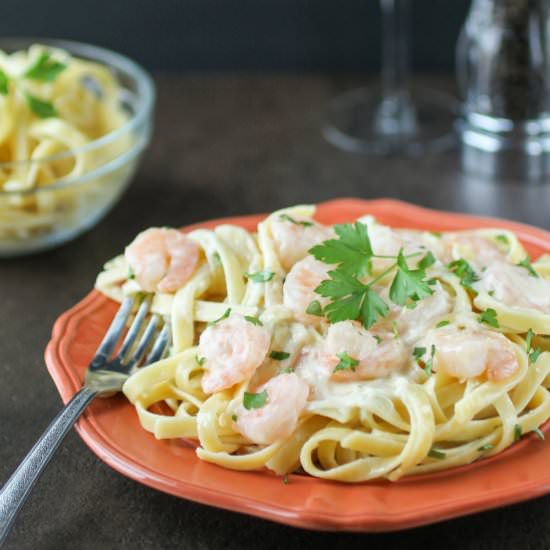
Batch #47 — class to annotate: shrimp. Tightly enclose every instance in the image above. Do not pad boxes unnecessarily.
[198,312,271,394]
[234,373,309,445]
[325,321,408,380]
[421,325,519,381]
[271,215,333,271]
[125,227,200,293]
[283,255,330,324]
[475,259,550,313]
[441,232,505,270]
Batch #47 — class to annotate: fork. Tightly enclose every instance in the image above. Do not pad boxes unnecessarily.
[0,295,170,545]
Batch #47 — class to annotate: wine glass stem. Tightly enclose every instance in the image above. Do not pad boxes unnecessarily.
[377,0,417,135]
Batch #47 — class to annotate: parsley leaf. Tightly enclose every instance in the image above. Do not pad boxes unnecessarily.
[413,347,426,361]
[389,249,433,306]
[244,315,263,326]
[428,448,446,459]
[418,251,436,270]
[279,213,313,227]
[208,307,231,326]
[245,270,274,283]
[24,92,57,118]
[525,328,542,363]
[448,259,479,292]
[231,414,238,421]
[0,69,8,95]
[436,320,450,328]
[479,308,499,328]
[305,300,324,317]
[127,266,135,280]
[24,52,67,82]
[478,443,493,452]
[280,367,295,374]
[424,345,436,376]
[309,222,373,277]
[196,355,206,366]
[496,234,509,247]
[517,256,538,278]
[270,350,290,360]
[333,352,359,373]
[514,424,522,441]
[243,390,268,410]
[530,348,542,363]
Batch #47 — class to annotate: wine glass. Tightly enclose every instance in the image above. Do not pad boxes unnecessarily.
[323,0,458,155]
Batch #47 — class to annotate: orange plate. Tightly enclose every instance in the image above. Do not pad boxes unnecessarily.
[45,198,550,532]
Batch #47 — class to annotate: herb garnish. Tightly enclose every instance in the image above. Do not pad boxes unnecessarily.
[517,256,538,278]
[413,345,436,376]
[196,356,206,366]
[23,52,67,82]
[514,424,522,441]
[282,474,289,484]
[428,448,446,459]
[231,414,238,421]
[270,350,290,361]
[0,69,8,95]
[418,251,436,270]
[24,92,58,119]
[525,328,542,364]
[243,390,268,410]
[436,320,450,328]
[448,259,479,293]
[413,347,427,362]
[478,443,494,452]
[495,234,509,247]
[305,300,324,317]
[479,308,499,328]
[430,231,442,238]
[245,270,275,283]
[208,307,231,326]
[244,315,263,326]
[279,214,313,227]
[333,352,359,373]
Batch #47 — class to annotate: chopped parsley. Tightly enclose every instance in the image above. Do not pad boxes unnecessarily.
[495,234,510,247]
[306,300,324,317]
[231,414,238,421]
[280,367,295,374]
[448,259,479,293]
[127,267,135,280]
[478,443,494,452]
[245,270,275,283]
[424,345,436,376]
[196,355,206,366]
[517,256,538,278]
[23,52,67,82]
[525,328,542,364]
[428,448,446,459]
[374,335,382,344]
[479,308,499,328]
[244,315,263,326]
[0,69,8,95]
[514,424,522,441]
[413,347,427,361]
[391,320,400,338]
[430,231,442,238]
[279,214,313,227]
[270,350,290,361]
[24,92,58,119]
[208,307,231,326]
[243,390,268,410]
[333,352,359,373]
[418,251,436,270]
[436,320,450,328]
[282,474,289,484]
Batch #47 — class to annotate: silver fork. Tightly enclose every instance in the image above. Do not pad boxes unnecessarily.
[0,295,170,545]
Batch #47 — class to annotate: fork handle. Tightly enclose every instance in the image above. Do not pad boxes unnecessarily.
[0,387,97,545]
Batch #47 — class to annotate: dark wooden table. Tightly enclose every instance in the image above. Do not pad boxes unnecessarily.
[2,75,550,550]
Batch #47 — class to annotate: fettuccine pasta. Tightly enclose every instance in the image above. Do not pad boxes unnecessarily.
[0,44,130,243]
[96,205,550,482]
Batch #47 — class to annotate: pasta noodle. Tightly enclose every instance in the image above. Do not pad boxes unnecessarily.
[96,205,550,482]
[0,43,130,243]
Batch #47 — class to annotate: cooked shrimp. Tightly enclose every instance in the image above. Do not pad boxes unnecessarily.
[476,259,550,313]
[271,215,333,271]
[234,373,309,445]
[325,321,408,380]
[283,255,330,324]
[198,313,271,393]
[441,232,505,269]
[421,325,519,381]
[125,227,200,293]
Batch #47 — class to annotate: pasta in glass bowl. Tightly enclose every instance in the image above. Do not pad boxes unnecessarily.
[0,38,155,257]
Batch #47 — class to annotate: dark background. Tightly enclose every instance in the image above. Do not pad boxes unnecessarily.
[1,0,470,73]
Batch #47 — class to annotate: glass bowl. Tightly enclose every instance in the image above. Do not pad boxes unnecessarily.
[0,38,155,257]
